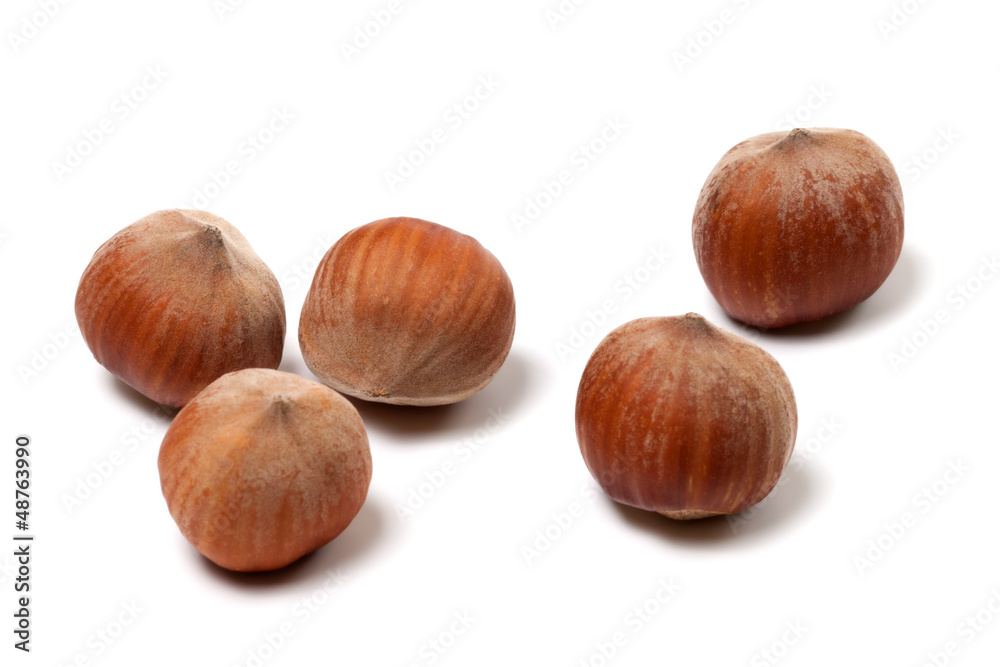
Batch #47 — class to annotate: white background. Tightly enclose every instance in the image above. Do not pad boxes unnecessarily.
[3,0,1000,665]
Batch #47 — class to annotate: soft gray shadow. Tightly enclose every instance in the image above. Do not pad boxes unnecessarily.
[853,243,930,324]
[110,376,178,419]
[718,246,930,339]
[609,463,822,546]
[277,351,313,378]
[347,348,539,439]
[194,495,389,589]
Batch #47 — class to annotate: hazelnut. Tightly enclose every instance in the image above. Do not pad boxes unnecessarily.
[299,217,516,406]
[693,127,904,328]
[157,368,372,572]
[575,314,797,519]
[75,209,286,407]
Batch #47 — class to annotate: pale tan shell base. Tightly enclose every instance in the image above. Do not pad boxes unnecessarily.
[657,509,726,520]
[323,377,483,407]
[316,368,500,407]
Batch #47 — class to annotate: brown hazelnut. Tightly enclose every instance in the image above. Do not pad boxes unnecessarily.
[299,217,516,406]
[693,128,904,328]
[157,368,372,572]
[575,314,797,519]
[74,209,286,407]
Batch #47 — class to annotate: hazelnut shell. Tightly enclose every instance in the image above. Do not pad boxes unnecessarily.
[576,314,797,519]
[157,368,372,572]
[75,209,286,407]
[693,128,904,328]
[299,217,516,406]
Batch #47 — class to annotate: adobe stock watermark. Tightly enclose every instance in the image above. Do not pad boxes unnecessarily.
[340,0,418,63]
[233,568,351,667]
[51,65,169,183]
[16,319,80,386]
[544,0,591,31]
[213,0,250,20]
[521,481,599,566]
[7,0,73,54]
[902,126,959,188]
[554,245,671,363]
[853,459,970,575]
[916,589,1000,667]
[877,0,932,41]
[750,620,809,667]
[774,85,834,131]
[58,600,145,666]
[61,404,174,514]
[383,75,500,192]
[728,417,844,534]
[180,106,295,209]
[671,0,755,74]
[576,578,682,667]
[278,233,336,294]
[403,610,477,667]
[887,254,997,372]
[394,407,509,522]
[511,116,627,234]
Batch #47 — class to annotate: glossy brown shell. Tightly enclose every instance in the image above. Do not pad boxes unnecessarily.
[575,315,797,518]
[74,209,285,407]
[299,217,516,406]
[158,369,372,572]
[693,128,904,328]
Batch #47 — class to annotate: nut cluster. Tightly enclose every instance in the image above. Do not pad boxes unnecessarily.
[574,127,902,519]
[75,124,906,571]
[76,210,515,571]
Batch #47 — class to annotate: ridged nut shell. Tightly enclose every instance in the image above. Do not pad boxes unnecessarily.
[299,217,516,406]
[158,368,372,572]
[575,314,797,519]
[693,128,904,328]
[74,209,286,407]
